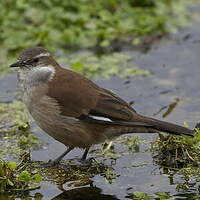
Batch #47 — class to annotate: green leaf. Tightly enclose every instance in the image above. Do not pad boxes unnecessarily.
[18,170,31,182]
[7,161,17,171]
[133,191,146,198]
[156,192,171,199]
[32,174,43,183]
[132,191,153,200]
[6,179,14,186]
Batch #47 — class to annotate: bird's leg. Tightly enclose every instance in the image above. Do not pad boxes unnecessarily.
[81,147,90,161]
[41,147,74,167]
[52,147,74,164]
[79,147,96,165]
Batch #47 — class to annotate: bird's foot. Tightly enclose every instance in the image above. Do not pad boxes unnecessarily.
[39,159,61,168]
[79,157,96,165]
[39,157,97,168]
[64,157,97,167]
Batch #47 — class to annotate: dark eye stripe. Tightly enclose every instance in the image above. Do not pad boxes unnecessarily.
[33,57,39,62]
[25,57,39,64]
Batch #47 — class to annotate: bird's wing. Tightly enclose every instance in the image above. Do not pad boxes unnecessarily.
[89,87,137,121]
[47,67,137,121]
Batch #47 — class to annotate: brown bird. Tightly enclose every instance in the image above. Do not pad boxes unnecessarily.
[10,46,194,165]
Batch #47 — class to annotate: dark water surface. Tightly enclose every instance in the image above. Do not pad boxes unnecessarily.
[0,19,200,200]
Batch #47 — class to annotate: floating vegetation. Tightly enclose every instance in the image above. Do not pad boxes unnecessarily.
[59,52,150,79]
[151,129,200,195]
[0,101,28,129]
[0,101,40,158]
[91,135,145,160]
[123,135,144,153]
[39,160,106,184]
[152,130,200,168]
[126,191,172,200]
[0,151,113,195]
[162,98,180,118]
[34,159,112,189]
[1,0,195,75]
[102,168,119,184]
[127,190,200,200]
[0,158,42,193]
[0,0,193,55]
[0,126,40,158]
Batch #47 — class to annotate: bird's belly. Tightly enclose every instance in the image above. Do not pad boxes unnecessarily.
[27,95,104,148]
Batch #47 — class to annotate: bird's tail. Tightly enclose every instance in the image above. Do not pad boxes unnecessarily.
[133,115,194,136]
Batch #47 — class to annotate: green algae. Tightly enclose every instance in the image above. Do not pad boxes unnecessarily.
[0,101,40,158]
[0,101,28,129]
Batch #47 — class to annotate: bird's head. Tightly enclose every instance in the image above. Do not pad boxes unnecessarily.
[10,46,54,69]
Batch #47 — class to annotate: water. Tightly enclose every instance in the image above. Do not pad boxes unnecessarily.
[0,16,200,200]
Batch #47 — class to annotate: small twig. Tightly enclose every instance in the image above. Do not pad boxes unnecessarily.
[185,149,195,162]
[102,141,113,154]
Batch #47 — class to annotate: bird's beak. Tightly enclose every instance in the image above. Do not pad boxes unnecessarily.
[10,60,25,68]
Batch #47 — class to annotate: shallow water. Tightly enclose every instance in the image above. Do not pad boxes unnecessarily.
[0,16,200,200]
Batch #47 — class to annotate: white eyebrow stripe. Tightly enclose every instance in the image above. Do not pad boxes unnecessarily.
[34,53,50,58]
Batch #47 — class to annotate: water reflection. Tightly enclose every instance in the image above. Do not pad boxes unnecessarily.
[51,186,119,200]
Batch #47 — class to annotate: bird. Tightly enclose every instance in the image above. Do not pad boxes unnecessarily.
[10,46,194,166]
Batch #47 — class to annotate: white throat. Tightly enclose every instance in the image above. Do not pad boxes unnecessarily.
[31,65,55,83]
[18,65,55,89]
[18,65,55,107]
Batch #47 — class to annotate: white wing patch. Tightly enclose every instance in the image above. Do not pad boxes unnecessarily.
[89,115,112,122]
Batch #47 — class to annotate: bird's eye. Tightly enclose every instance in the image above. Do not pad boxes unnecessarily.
[25,57,39,66]
[32,57,39,63]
